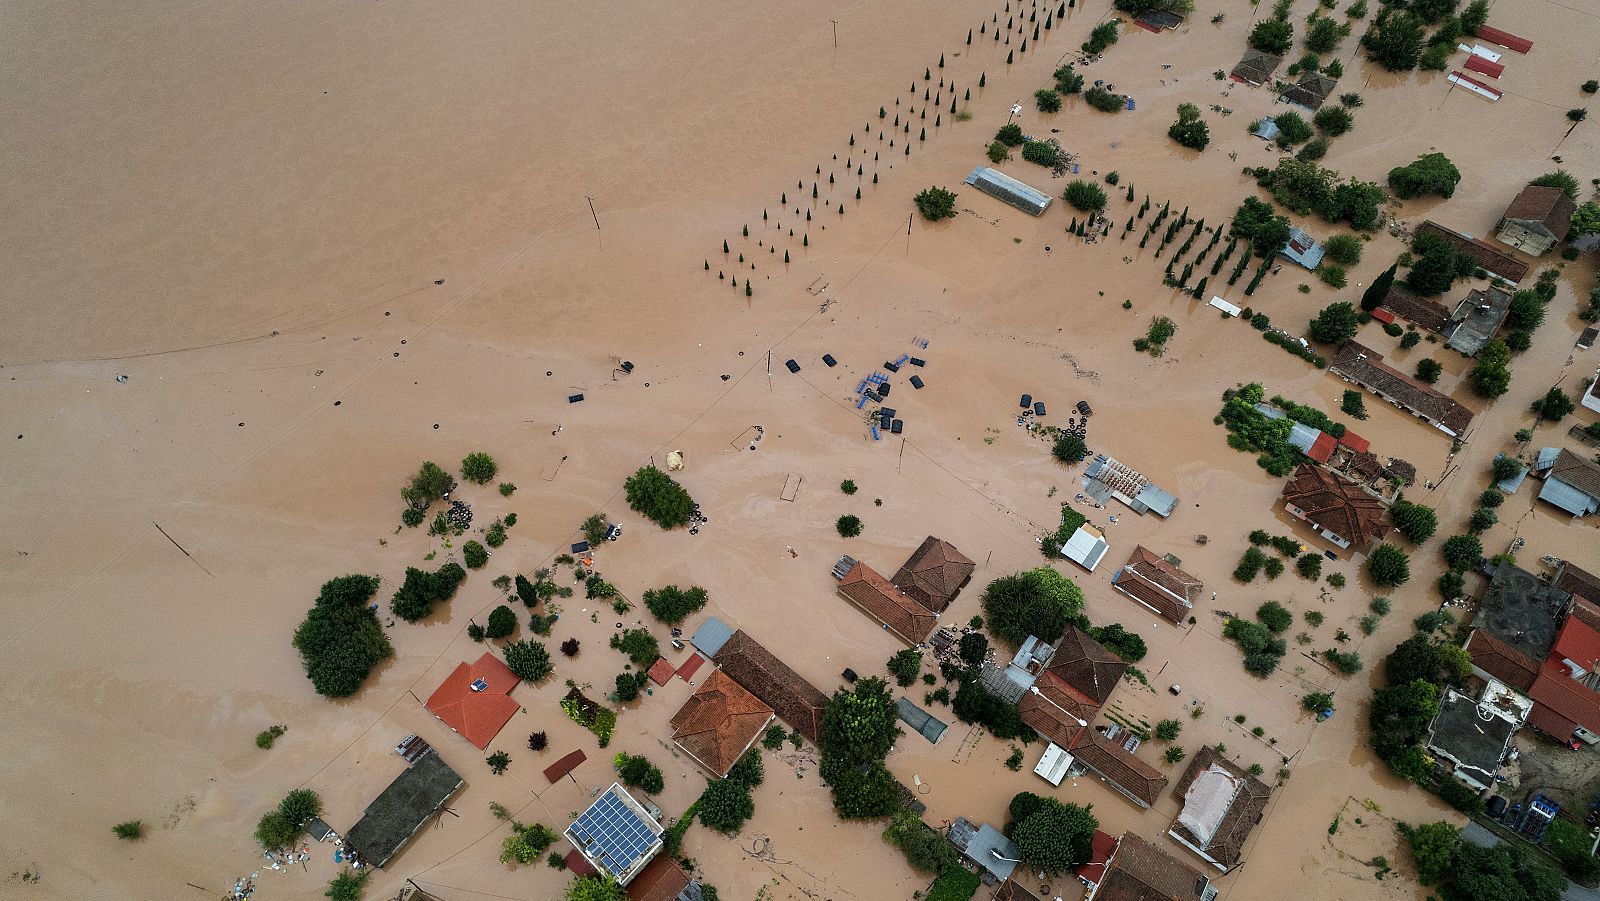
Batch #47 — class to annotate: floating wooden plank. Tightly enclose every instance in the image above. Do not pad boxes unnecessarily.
[779,473,802,501]
[1448,70,1503,101]
[1475,25,1532,54]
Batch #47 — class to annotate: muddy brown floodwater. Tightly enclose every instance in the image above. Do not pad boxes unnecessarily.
[3,0,1597,898]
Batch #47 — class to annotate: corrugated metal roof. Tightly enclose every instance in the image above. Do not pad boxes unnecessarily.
[1062,525,1110,572]
[1135,485,1178,518]
[963,167,1052,216]
[1540,479,1597,516]
[1287,422,1321,453]
[690,617,734,657]
[1281,227,1325,270]
[1464,55,1504,78]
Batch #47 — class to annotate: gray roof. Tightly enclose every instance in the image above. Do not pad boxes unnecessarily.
[345,749,464,868]
[1287,422,1321,453]
[1541,478,1600,516]
[1476,562,1571,663]
[949,818,1021,881]
[690,617,734,658]
[895,697,949,744]
[979,636,1055,702]
[1427,690,1516,789]
[1251,118,1280,140]
[1443,287,1512,356]
[1134,484,1179,518]
[1281,227,1325,270]
[964,167,1052,217]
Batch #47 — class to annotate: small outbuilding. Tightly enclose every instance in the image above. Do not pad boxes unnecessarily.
[1496,184,1577,256]
[1231,49,1282,86]
[1280,227,1325,271]
[963,166,1053,217]
[1061,523,1110,572]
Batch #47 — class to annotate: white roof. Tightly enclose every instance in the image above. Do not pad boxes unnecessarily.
[1035,743,1075,786]
[1178,765,1244,849]
[1208,296,1242,317]
[1061,524,1109,571]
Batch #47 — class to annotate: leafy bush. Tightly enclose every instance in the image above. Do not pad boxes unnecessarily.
[981,567,1085,644]
[1388,153,1460,199]
[486,605,517,639]
[256,724,287,749]
[1257,601,1294,633]
[986,141,1010,163]
[887,649,923,687]
[499,821,557,864]
[642,584,708,624]
[1249,18,1294,54]
[617,753,666,794]
[1035,89,1062,113]
[914,187,959,221]
[624,465,695,529]
[294,574,392,698]
[1324,234,1363,266]
[1168,102,1210,150]
[1234,546,1269,582]
[1273,111,1314,146]
[1053,64,1085,94]
[1155,719,1181,741]
[1323,649,1363,673]
[995,123,1025,146]
[1022,141,1059,167]
[1052,433,1088,463]
[836,514,863,537]
[1297,552,1324,580]
[113,820,144,841]
[390,563,468,621]
[325,870,367,901]
[402,461,453,511]
[1084,87,1124,113]
[503,639,553,681]
[1063,180,1108,212]
[1082,20,1119,55]
[1313,105,1353,136]
[461,452,497,484]
[1089,623,1147,662]
[1368,544,1411,587]
[610,628,660,667]
[1390,499,1438,544]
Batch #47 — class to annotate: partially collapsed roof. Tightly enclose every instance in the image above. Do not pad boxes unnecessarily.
[345,749,465,868]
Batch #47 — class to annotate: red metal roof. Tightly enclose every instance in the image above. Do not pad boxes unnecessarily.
[424,652,521,749]
[1553,617,1600,675]
[676,653,706,682]
[564,849,598,877]
[1464,55,1505,78]
[543,749,587,783]
[1338,430,1370,454]
[1476,25,1532,54]
[1370,308,1396,325]
[1076,830,1119,885]
[1307,432,1338,464]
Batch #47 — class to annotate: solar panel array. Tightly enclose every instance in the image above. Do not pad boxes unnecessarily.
[570,790,657,877]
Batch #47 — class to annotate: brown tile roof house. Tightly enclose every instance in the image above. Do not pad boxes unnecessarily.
[712,630,829,743]
[891,536,976,612]
[836,561,939,645]
[669,669,774,778]
[1415,220,1532,284]
[625,856,692,901]
[1048,624,1128,706]
[1556,562,1600,607]
[1497,185,1577,256]
[1465,629,1540,694]
[1168,747,1273,873]
[1095,832,1218,901]
[1018,670,1100,749]
[1111,546,1204,624]
[1329,342,1475,437]
[1279,463,1390,550]
[1069,731,1169,809]
[994,878,1045,901]
[1381,284,1451,333]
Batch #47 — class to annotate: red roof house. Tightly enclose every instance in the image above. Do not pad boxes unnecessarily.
[1552,617,1600,680]
[1528,662,1600,739]
[836,560,939,645]
[1464,55,1505,78]
[1110,546,1204,624]
[1075,829,1119,889]
[425,652,521,749]
[626,856,692,901]
[669,669,775,778]
[1476,25,1532,53]
[1280,463,1391,550]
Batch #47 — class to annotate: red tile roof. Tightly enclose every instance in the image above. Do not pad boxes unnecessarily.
[837,561,938,645]
[1370,307,1396,325]
[1096,832,1212,901]
[1339,430,1370,454]
[626,855,691,901]
[1113,546,1203,624]
[424,652,522,749]
[1329,342,1476,436]
[1476,25,1532,53]
[1466,629,1540,693]
[1048,625,1129,705]
[891,536,977,612]
[1280,462,1391,547]
[1018,671,1098,749]
[647,658,675,686]
[1307,432,1338,464]
[564,849,599,877]
[712,630,828,742]
[994,879,1044,901]
[1076,830,1119,886]
[1069,731,1169,808]
[544,749,587,783]
[1529,662,1600,736]
[1553,617,1600,676]
[669,669,774,778]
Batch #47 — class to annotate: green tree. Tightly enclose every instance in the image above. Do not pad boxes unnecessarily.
[1249,18,1294,54]
[461,452,497,484]
[1414,358,1442,384]
[727,747,765,790]
[1305,16,1346,52]
[486,605,517,639]
[1390,499,1437,543]
[567,876,627,901]
[1308,302,1360,344]
[887,648,923,686]
[1398,821,1459,886]
[1367,543,1411,587]
[255,810,300,850]
[1230,197,1293,257]
[1459,0,1489,33]
[1529,169,1579,200]
[1035,89,1062,113]
[1052,433,1088,464]
[1053,64,1085,94]
[698,779,755,832]
[1303,691,1334,713]
[1324,234,1363,266]
[1364,10,1425,71]
[958,632,990,666]
[461,540,488,569]
[836,514,863,537]
[1012,798,1098,873]
[995,123,1025,146]
[499,821,557,864]
[1022,141,1060,167]
[293,574,392,698]
[503,639,553,681]
[642,584,709,624]
[822,677,901,764]
[1313,105,1353,136]
[1384,634,1471,687]
[1360,263,1396,311]
[914,187,959,221]
[402,461,454,510]
[1442,842,1564,901]
[1532,386,1575,422]
[325,870,368,901]
[1168,103,1210,150]
[624,465,695,529]
[1387,153,1461,199]
[1441,534,1483,572]
[1155,719,1181,740]
[1407,236,1474,296]
[279,788,322,826]
[1063,180,1108,212]
[981,567,1086,644]
[1469,340,1513,398]
[609,628,660,667]
[1273,110,1315,146]
[1571,201,1600,236]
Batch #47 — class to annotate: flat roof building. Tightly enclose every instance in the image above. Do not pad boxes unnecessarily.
[345,747,465,869]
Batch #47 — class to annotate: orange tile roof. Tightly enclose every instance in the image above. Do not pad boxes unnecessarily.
[1018,671,1098,749]
[837,561,938,645]
[1554,617,1600,675]
[670,669,775,777]
[1048,625,1128,705]
[626,855,691,901]
[712,630,828,742]
[424,652,521,749]
[1466,629,1539,693]
[1530,662,1600,736]
[1280,462,1391,547]
[1114,546,1202,624]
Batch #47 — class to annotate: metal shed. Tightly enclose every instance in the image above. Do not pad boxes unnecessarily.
[963,167,1053,217]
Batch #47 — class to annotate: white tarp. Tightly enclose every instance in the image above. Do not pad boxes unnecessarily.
[1178,765,1244,848]
[1457,43,1502,62]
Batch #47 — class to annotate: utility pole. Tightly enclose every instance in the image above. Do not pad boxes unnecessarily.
[829,19,838,48]
[586,196,600,230]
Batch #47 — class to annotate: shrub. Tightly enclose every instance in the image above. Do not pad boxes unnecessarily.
[486,605,517,639]
[887,649,923,686]
[113,820,144,841]
[1313,105,1353,136]
[1022,141,1059,167]
[402,460,453,511]
[995,123,1025,146]
[1323,649,1363,673]
[1530,169,1579,199]
[1035,89,1062,113]
[642,584,708,624]
[1387,153,1460,199]
[1303,691,1334,713]
[1155,719,1181,741]
[986,141,1010,163]
[610,628,660,667]
[269,792,318,829]
[503,640,553,681]
[460,452,497,484]
[1054,64,1085,94]
[699,779,755,833]
[617,753,666,794]
[1257,601,1294,633]
[560,638,580,657]
[1317,264,1347,289]
[836,514,863,537]
[255,810,300,850]
[498,821,556,864]
[1082,20,1119,55]
[1168,102,1210,150]
[462,540,488,569]
[1297,553,1324,580]
[294,574,392,698]
[1414,358,1442,383]
[326,871,367,901]
[981,567,1084,644]
[256,724,287,749]
[1063,180,1108,212]
[1468,508,1498,533]
[914,187,959,221]
[1273,111,1314,145]
[840,479,858,495]
[624,465,695,529]
[1084,87,1124,113]
[1052,433,1088,464]
[1089,623,1147,662]
[1234,546,1268,582]
[1323,234,1362,266]
[1165,746,1187,763]
[1390,499,1438,543]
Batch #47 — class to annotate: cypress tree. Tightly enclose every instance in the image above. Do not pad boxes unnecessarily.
[1030,9,1037,21]
[718,270,724,279]
[1020,38,1027,52]
[1006,49,1013,63]
[855,187,861,199]
[781,192,787,204]
[816,165,821,174]
[742,225,748,237]
[878,131,883,140]
[1126,186,1134,201]
[1033,24,1039,39]
[894,114,899,125]
[849,135,855,146]
[784,250,790,263]
[762,210,767,220]
[964,88,971,101]
[994,30,999,41]
[980,21,986,33]
[731,276,736,286]
[704,260,709,270]
[857,165,863,175]
[950,97,957,113]
[935,114,941,126]
[838,204,843,216]
[829,173,834,184]
[1068,217,1077,233]
[874,152,879,160]
[967,29,973,44]
[1007,16,1013,28]
[738,253,744,262]
[803,234,808,246]
[939,54,945,68]
[812,183,818,198]
[920,109,925,120]
[904,145,910,155]
[979,73,986,87]
[1361,264,1397,311]
[746,282,752,296]
[1125,217,1133,230]
[924,88,929,101]
[1058,2,1065,16]
[806,209,811,221]
[879,106,886,118]
[919,128,926,140]
[1044,15,1051,29]
[722,240,729,253]
[924,67,931,80]
[873,173,878,183]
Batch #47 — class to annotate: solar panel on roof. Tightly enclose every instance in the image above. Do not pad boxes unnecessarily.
[572,790,657,878]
